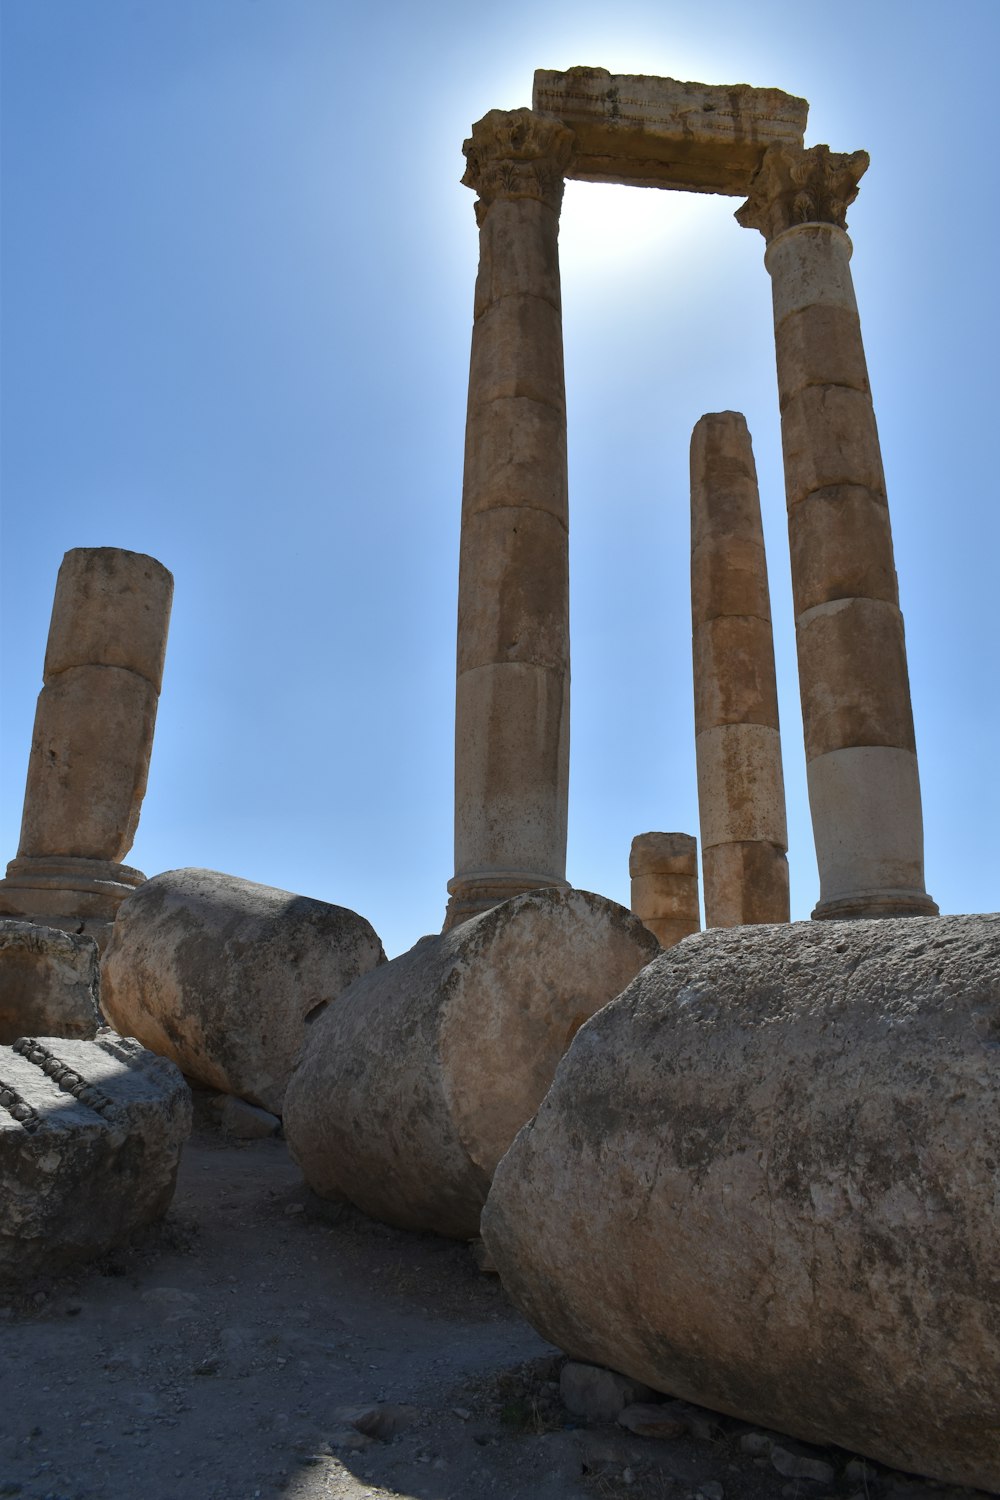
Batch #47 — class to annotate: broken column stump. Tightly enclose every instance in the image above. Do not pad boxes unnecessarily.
[0,919,100,1045]
[1,1031,191,1282]
[629,833,700,948]
[0,548,173,949]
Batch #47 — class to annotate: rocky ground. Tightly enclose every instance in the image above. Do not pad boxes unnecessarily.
[0,1107,992,1500]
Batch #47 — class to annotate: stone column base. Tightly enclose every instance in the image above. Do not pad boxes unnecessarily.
[443,870,570,932]
[0,856,145,950]
[812,890,940,921]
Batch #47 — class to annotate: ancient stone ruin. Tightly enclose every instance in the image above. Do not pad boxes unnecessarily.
[446,65,936,931]
[3,62,995,1500]
[0,547,173,951]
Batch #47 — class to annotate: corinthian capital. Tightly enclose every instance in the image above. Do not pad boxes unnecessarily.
[462,108,576,220]
[735,143,869,242]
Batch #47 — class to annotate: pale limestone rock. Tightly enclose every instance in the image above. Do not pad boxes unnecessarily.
[0,548,173,947]
[0,920,100,1045]
[482,914,1000,1491]
[0,1030,190,1281]
[560,1362,655,1423]
[217,1095,280,1140]
[446,110,574,929]
[629,833,699,949]
[284,887,659,1239]
[737,153,935,919]
[101,868,386,1115]
[691,413,788,928]
[532,67,807,194]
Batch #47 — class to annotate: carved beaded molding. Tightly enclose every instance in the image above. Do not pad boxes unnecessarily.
[736,143,869,242]
[462,108,576,221]
[10,1036,122,1125]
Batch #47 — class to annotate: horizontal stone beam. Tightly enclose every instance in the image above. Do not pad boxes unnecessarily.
[532,67,808,195]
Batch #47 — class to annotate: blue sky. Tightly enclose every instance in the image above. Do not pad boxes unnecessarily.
[2,0,997,958]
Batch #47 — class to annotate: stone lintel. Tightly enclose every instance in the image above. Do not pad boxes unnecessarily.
[532,66,808,195]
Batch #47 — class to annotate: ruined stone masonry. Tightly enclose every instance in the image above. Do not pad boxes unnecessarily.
[444,68,936,925]
[691,412,789,927]
[0,548,173,948]
[629,832,700,948]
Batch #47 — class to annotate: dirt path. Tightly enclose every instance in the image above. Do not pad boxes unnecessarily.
[0,1120,987,1500]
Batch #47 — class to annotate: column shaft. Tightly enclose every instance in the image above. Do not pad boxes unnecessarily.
[629,832,700,948]
[691,412,789,926]
[0,547,173,945]
[445,110,575,930]
[737,146,936,919]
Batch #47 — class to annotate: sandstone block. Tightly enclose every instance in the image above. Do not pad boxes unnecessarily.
[533,67,807,194]
[481,915,1000,1490]
[774,303,870,404]
[795,597,916,758]
[1,1029,190,1281]
[780,383,886,509]
[43,547,174,691]
[0,920,100,1045]
[462,395,569,524]
[101,869,386,1115]
[695,724,787,848]
[467,294,566,410]
[473,197,563,316]
[453,663,569,881]
[702,840,789,927]
[284,887,659,1239]
[629,833,699,949]
[456,506,569,675]
[788,485,897,616]
[693,617,780,731]
[691,536,771,623]
[19,666,158,861]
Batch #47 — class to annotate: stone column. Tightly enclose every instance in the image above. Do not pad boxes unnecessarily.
[737,147,937,919]
[0,548,173,946]
[444,109,576,930]
[629,832,700,948]
[691,412,789,927]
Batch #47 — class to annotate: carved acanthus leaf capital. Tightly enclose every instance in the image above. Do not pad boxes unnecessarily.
[735,144,869,241]
[462,108,576,220]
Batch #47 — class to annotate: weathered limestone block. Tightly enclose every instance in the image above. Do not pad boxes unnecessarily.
[629,833,699,949]
[532,67,807,194]
[0,547,173,947]
[0,920,100,1045]
[101,869,386,1115]
[284,887,659,1239]
[482,914,1000,1491]
[1,1030,191,1281]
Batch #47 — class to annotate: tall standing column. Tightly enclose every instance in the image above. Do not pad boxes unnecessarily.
[0,547,173,947]
[691,411,790,926]
[444,109,576,931]
[737,146,937,920]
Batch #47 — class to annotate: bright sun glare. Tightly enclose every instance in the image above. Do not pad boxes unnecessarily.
[559,179,724,277]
